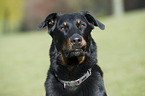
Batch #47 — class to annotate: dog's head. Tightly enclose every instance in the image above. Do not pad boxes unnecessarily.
[37,11,105,65]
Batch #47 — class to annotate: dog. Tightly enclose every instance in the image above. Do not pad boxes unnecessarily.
[37,11,107,96]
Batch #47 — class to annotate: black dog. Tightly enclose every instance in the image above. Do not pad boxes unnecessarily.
[37,11,107,96]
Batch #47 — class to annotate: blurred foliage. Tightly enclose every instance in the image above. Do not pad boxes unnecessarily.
[0,0,145,33]
[22,0,111,31]
[65,0,111,15]
[0,0,23,34]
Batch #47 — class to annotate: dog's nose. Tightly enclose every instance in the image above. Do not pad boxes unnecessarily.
[71,34,82,45]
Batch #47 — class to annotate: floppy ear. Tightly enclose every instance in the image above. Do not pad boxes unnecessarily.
[80,11,105,30]
[37,12,59,34]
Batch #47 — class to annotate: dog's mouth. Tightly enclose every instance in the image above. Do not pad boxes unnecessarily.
[69,49,84,57]
[63,48,86,58]
[62,48,86,66]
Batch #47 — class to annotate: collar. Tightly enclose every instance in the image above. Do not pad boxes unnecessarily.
[54,68,92,88]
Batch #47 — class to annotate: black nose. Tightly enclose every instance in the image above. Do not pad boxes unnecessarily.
[71,34,82,45]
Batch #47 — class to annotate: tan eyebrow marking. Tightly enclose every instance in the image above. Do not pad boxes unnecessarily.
[64,22,67,26]
[78,20,80,24]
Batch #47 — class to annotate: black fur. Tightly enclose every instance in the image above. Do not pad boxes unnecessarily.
[38,11,107,96]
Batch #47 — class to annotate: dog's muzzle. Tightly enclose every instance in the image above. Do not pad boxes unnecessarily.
[63,34,86,58]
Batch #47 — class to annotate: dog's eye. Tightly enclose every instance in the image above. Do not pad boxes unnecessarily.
[79,24,85,29]
[60,26,69,32]
[61,27,65,30]
[80,24,85,28]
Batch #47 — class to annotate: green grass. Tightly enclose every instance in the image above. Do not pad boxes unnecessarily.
[0,9,145,96]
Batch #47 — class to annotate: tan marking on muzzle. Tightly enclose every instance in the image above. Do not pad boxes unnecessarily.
[67,38,72,48]
[81,37,87,48]
[79,56,85,64]
[62,38,71,51]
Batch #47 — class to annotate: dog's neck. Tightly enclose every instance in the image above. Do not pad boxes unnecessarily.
[54,68,92,88]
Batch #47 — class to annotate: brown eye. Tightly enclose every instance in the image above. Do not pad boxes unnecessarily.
[81,24,85,28]
[61,27,65,30]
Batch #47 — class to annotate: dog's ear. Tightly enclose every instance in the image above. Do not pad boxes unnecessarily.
[37,12,59,34]
[80,11,105,30]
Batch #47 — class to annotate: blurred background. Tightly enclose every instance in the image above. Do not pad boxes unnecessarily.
[0,0,145,33]
[0,0,145,96]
